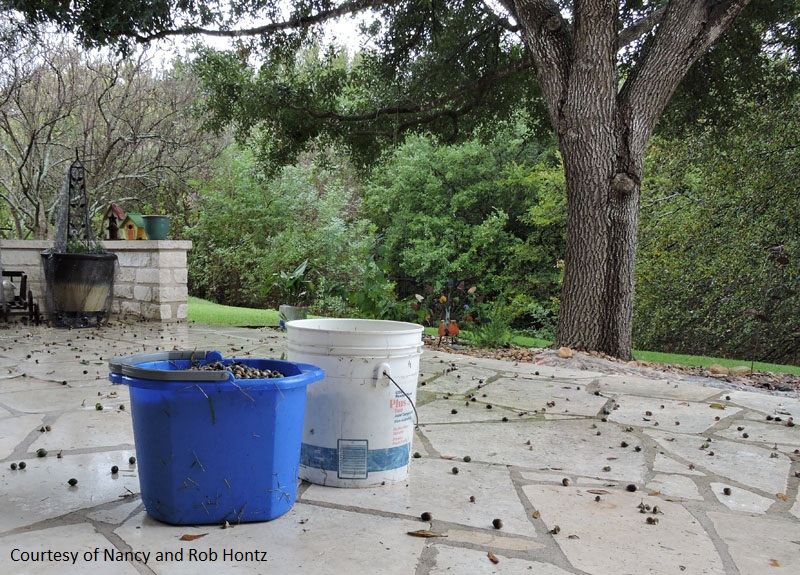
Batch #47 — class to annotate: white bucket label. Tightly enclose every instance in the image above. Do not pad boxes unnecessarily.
[391,390,414,445]
[337,439,369,479]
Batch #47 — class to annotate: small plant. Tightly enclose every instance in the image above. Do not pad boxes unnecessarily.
[272,259,312,307]
[463,300,514,348]
[66,237,107,254]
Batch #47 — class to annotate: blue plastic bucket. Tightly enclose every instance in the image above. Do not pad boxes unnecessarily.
[109,350,324,525]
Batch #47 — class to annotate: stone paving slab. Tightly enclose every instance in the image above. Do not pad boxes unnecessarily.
[304,458,537,537]
[0,323,798,575]
[521,483,727,574]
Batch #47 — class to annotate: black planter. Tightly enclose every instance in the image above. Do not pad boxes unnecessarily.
[41,252,118,328]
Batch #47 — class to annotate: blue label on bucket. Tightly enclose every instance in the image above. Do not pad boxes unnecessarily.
[301,441,410,479]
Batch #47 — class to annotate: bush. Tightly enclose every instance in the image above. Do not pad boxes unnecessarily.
[187,145,394,313]
[460,301,514,348]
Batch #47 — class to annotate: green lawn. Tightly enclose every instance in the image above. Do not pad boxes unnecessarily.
[189,297,800,375]
[188,296,280,326]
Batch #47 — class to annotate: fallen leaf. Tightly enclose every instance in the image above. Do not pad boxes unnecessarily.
[770,559,780,567]
[407,530,447,538]
[587,489,610,495]
[487,551,500,564]
[648,491,662,496]
[709,403,726,410]
[439,456,455,460]
[179,533,208,541]
[776,493,788,501]
[532,511,541,519]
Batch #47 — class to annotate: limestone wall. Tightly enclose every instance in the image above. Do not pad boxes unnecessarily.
[0,239,192,322]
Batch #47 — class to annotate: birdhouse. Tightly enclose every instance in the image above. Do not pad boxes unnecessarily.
[120,213,147,240]
[102,204,126,240]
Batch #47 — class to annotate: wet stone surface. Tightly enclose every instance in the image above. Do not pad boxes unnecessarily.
[0,324,798,575]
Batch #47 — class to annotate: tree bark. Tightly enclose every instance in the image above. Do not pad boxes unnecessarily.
[507,0,751,359]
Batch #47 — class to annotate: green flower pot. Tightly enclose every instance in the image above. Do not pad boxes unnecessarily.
[142,215,171,240]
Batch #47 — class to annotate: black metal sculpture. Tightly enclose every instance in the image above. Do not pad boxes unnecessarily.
[41,152,118,327]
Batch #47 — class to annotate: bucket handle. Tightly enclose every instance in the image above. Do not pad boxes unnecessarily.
[379,367,420,430]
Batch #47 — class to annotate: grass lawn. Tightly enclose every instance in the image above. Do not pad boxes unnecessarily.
[188,297,800,375]
[188,296,280,326]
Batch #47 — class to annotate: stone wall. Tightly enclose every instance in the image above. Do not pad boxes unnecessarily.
[0,239,192,322]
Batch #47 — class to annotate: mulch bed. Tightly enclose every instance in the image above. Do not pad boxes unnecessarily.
[423,336,800,396]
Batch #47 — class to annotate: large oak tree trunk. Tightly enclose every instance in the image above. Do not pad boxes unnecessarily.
[506,0,751,360]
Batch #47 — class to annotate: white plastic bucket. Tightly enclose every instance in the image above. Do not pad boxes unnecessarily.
[286,318,423,487]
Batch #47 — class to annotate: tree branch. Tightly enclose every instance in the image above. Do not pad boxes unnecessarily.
[287,58,533,124]
[620,0,753,152]
[502,0,572,133]
[617,6,667,48]
[134,0,390,43]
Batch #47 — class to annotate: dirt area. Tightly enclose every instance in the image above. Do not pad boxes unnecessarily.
[423,336,800,396]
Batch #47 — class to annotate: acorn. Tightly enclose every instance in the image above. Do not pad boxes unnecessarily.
[492,518,503,529]
[111,465,119,474]
[67,478,78,486]
[626,484,637,492]
[420,511,433,521]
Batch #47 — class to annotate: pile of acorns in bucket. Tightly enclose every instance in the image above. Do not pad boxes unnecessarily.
[193,360,285,379]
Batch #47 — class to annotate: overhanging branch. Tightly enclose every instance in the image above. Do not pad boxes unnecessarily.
[618,6,667,48]
[134,0,390,43]
[287,58,533,127]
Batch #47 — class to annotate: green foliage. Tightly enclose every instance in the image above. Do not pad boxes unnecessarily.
[66,238,107,254]
[636,91,800,364]
[365,127,566,329]
[272,259,312,306]
[186,144,393,314]
[659,0,800,138]
[186,1,542,168]
[460,300,513,349]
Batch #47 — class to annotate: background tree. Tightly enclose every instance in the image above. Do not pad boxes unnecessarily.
[0,32,222,239]
[6,1,797,360]
[636,91,800,365]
